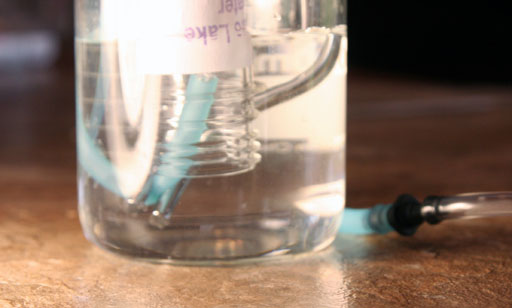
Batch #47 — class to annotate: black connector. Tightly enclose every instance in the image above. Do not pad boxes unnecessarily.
[387,194,424,236]
[386,194,447,236]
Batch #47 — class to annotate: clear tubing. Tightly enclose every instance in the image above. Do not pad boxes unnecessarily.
[339,192,512,236]
[424,192,512,221]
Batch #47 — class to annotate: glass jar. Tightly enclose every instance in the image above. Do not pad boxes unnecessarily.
[75,0,347,263]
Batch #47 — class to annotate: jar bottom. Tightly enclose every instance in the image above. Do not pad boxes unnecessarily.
[79,209,341,264]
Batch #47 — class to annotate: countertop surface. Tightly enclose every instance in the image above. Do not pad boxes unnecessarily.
[1,69,512,307]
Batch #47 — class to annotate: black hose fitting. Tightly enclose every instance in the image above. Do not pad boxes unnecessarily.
[387,194,424,236]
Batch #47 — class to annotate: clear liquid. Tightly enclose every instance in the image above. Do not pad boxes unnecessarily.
[76,26,347,262]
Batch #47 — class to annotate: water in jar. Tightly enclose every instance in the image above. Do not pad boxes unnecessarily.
[76,25,347,262]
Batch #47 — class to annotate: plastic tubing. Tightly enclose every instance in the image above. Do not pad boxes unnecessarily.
[422,192,512,222]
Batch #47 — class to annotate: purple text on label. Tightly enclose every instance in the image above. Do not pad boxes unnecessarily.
[184,18,246,46]
[218,0,244,15]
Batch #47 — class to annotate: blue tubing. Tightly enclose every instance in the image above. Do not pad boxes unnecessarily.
[338,204,394,235]
[77,105,122,196]
[338,208,376,235]
[144,75,219,211]
[77,51,116,195]
[79,73,218,208]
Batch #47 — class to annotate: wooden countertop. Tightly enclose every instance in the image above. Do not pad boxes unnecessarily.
[1,69,512,307]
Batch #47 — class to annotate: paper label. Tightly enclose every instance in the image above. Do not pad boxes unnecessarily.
[118,0,252,74]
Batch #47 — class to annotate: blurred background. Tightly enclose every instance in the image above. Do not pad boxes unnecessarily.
[349,0,512,83]
[0,0,73,71]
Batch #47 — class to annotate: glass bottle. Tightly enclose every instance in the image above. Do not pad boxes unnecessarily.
[75,0,347,263]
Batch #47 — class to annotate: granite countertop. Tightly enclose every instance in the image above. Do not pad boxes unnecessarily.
[1,69,512,307]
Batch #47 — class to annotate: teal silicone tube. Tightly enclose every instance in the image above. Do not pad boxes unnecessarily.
[338,204,394,235]
[144,75,219,212]
[78,74,218,209]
